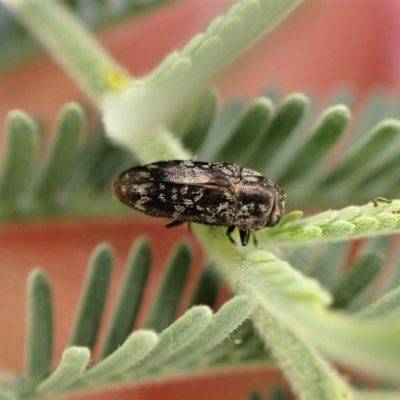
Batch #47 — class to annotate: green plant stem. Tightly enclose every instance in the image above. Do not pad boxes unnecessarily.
[193,222,400,379]
[4,0,129,106]
[252,307,352,400]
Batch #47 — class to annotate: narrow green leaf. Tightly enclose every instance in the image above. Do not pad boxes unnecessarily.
[252,307,352,400]
[36,347,90,396]
[199,98,245,160]
[189,261,221,308]
[155,296,254,371]
[148,52,182,84]
[278,105,351,185]
[247,94,309,171]
[351,91,390,144]
[66,124,136,199]
[89,142,136,192]
[66,125,108,194]
[312,242,349,289]
[331,254,382,309]
[319,120,400,188]
[365,236,392,256]
[356,150,400,188]
[26,269,53,381]
[179,88,219,153]
[129,305,212,378]
[149,54,192,85]
[0,110,37,203]
[100,238,151,359]
[31,103,83,200]
[144,242,192,331]
[79,330,158,385]
[357,285,400,320]
[214,97,274,163]
[345,238,392,311]
[382,250,400,293]
[201,318,264,365]
[69,244,113,349]
[286,245,318,274]
[277,210,303,228]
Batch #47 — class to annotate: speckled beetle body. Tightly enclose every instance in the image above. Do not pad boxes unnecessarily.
[113,160,285,246]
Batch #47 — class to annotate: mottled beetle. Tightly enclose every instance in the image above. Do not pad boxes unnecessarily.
[113,160,286,246]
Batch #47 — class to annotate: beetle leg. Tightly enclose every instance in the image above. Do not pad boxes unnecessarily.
[239,229,250,246]
[226,225,236,245]
[166,220,185,229]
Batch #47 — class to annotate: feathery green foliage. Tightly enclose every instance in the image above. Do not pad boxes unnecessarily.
[8,242,254,399]
[2,93,400,221]
[3,73,400,400]
[2,0,400,399]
